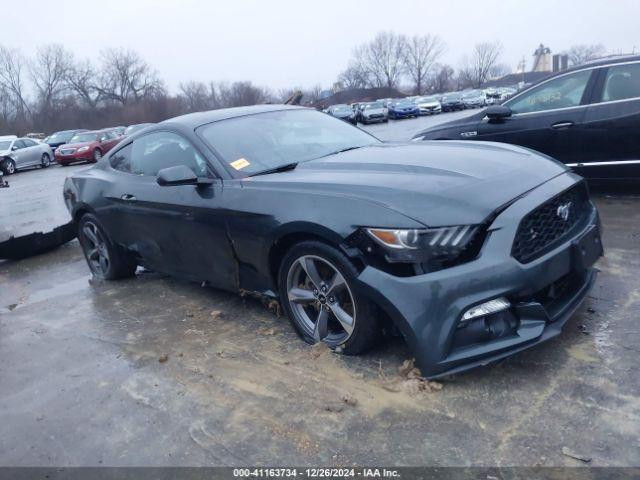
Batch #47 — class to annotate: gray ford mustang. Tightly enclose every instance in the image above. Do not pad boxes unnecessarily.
[63,105,603,378]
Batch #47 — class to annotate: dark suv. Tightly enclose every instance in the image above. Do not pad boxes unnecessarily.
[414,55,640,183]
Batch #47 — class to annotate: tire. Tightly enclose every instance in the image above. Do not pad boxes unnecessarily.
[77,213,137,280]
[278,240,380,355]
[41,153,51,168]
[1,158,16,175]
[93,149,102,162]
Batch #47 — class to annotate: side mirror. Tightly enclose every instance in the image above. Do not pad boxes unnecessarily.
[156,165,213,187]
[11,145,17,151]
[486,105,512,122]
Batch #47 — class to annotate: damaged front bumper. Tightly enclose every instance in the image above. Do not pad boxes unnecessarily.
[355,174,602,378]
[0,221,76,260]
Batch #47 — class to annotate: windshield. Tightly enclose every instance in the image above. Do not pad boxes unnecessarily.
[417,96,437,103]
[331,105,352,112]
[394,100,413,106]
[365,102,384,109]
[463,91,481,98]
[46,131,76,143]
[197,109,380,177]
[70,132,98,143]
[0,140,12,150]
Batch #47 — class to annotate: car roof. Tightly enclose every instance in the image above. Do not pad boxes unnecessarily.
[568,54,640,71]
[164,104,305,129]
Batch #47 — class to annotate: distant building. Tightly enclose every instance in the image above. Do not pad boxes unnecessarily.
[532,44,552,72]
[552,54,569,72]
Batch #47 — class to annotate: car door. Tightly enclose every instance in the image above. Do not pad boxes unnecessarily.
[21,139,42,166]
[10,140,29,168]
[574,61,640,181]
[97,131,115,153]
[103,131,238,289]
[475,68,596,164]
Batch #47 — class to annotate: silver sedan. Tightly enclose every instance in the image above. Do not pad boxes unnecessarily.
[0,137,54,174]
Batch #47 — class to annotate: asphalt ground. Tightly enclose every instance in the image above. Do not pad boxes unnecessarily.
[1,109,639,467]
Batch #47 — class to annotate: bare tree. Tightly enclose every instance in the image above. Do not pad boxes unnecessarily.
[0,45,30,118]
[427,64,455,93]
[96,48,164,105]
[30,44,73,114]
[66,59,100,109]
[179,80,211,111]
[403,34,446,94]
[337,63,370,90]
[459,41,503,88]
[488,62,511,79]
[353,32,407,89]
[222,81,271,107]
[566,44,606,66]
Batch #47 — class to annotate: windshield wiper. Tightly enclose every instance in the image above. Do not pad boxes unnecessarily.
[249,162,299,177]
[320,145,364,158]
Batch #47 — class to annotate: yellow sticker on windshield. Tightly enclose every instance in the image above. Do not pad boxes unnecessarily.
[230,158,250,170]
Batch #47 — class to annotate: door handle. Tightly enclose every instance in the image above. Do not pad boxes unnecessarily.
[551,121,574,129]
[121,194,137,202]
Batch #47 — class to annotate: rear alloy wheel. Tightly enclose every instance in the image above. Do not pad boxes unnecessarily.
[279,241,380,354]
[93,149,102,162]
[78,214,137,280]
[41,153,51,168]
[1,158,15,175]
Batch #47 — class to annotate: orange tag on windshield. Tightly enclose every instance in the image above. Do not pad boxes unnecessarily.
[230,158,250,170]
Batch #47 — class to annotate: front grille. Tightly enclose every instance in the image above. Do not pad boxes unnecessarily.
[512,183,591,263]
[59,148,75,155]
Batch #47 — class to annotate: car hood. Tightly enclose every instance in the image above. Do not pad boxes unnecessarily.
[245,142,568,227]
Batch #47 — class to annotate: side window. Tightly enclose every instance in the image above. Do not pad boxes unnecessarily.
[601,63,640,102]
[13,140,26,149]
[22,139,37,147]
[130,131,211,177]
[110,144,133,173]
[507,70,592,114]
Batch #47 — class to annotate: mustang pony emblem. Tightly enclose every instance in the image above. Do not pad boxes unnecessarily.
[557,202,573,222]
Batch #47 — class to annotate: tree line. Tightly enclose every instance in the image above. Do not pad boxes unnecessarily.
[0,39,608,135]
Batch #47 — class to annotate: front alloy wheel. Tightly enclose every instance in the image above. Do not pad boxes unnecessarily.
[279,241,380,354]
[2,159,15,175]
[287,255,356,346]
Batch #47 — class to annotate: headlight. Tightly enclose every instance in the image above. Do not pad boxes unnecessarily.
[77,146,89,153]
[364,226,482,265]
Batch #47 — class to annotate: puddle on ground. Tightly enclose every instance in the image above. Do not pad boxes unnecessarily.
[1,275,92,313]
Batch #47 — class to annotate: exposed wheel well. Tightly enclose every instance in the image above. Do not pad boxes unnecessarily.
[268,232,333,289]
[74,208,91,223]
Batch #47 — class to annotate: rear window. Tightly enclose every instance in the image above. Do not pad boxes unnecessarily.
[602,62,640,102]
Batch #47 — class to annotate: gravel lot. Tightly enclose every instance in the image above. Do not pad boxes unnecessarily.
[1,110,639,467]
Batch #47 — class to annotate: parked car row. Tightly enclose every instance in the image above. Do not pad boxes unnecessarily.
[323,87,519,125]
[0,123,155,174]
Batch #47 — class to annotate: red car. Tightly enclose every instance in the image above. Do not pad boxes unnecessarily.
[55,129,122,166]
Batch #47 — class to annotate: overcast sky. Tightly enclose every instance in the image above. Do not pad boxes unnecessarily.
[5,0,638,92]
